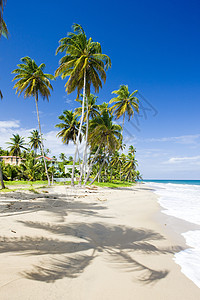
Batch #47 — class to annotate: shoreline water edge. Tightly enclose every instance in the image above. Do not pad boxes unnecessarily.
[145,181,200,289]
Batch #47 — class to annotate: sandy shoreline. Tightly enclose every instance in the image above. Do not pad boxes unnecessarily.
[0,184,199,299]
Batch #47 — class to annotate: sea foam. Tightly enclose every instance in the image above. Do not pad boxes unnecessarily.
[145,182,200,288]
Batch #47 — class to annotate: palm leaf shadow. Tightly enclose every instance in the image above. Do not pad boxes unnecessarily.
[106,250,169,285]
[0,221,184,284]
[23,254,96,282]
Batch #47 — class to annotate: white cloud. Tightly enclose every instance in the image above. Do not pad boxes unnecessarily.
[0,120,77,158]
[0,121,35,148]
[165,155,200,165]
[145,134,200,144]
[63,95,73,104]
[0,120,20,128]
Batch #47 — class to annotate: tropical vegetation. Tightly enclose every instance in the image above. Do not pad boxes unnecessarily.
[55,24,111,186]
[0,22,142,189]
[12,56,54,186]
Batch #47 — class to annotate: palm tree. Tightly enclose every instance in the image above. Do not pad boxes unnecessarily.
[55,110,81,144]
[7,134,27,157]
[86,109,122,185]
[55,23,111,186]
[20,156,42,181]
[135,170,142,181]
[109,85,139,136]
[28,130,42,156]
[59,153,67,162]
[122,152,138,182]
[110,150,122,181]
[128,145,136,155]
[12,56,54,186]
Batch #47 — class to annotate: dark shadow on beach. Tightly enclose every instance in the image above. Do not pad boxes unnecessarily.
[0,190,109,221]
[0,220,184,284]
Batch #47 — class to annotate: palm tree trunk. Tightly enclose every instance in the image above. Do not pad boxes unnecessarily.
[83,145,101,186]
[71,69,86,186]
[0,164,5,189]
[83,96,89,178]
[121,113,125,137]
[78,96,89,186]
[35,95,50,186]
[89,154,107,185]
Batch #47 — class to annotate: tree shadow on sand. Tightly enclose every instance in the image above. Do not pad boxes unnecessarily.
[0,191,109,221]
[0,221,184,285]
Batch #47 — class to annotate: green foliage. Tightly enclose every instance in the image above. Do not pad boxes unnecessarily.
[75,94,100,121]
[28,130,42,155]
[0,1,8,39]
[93,180,134,188]
[109,85,139,137]
[0,147,9,155]
[6,134,27,156]
[20,156,43,181]
[12,56,54,100]
[55,110,81,144]
[89,107,122,152]
[55,24,111,98]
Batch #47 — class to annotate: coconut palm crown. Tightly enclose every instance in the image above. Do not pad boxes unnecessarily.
[55,23,111,97]
[109,85,139,133]
[89,108,122,152]
[28,129,42,154]
[12,56,54,100]
[55,110,81,144]
[7,134,27,156]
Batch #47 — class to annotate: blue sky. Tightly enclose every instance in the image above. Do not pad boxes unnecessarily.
[0,0,200,179]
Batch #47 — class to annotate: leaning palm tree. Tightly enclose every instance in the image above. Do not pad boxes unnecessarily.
[12,56,54,186]
[55,23,111,186]
[109,85,139,136]
[7,134,27,157]
[28,129,42,156]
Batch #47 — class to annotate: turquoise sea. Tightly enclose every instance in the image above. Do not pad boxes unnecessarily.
[142,179,200,186]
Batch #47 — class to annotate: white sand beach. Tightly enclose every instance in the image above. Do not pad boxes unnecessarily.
[0,184,199,300]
